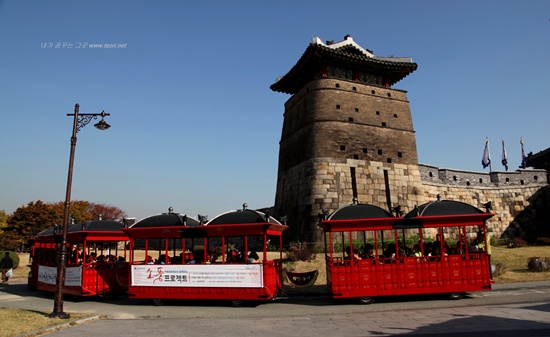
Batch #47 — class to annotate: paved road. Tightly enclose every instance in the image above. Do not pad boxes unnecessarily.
[2,280,550,336]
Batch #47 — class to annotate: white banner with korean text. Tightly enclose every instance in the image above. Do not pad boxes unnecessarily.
[131,264,263,288]
[37,265,82,286]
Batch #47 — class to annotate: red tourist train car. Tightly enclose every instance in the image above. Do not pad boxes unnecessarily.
[28,219,130,297]
[122,206,287,305]
[319,198,494,304]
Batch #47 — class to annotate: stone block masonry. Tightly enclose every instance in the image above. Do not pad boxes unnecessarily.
[276,158,549,243]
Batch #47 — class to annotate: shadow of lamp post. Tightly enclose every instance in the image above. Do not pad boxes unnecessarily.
[49,103,111,318]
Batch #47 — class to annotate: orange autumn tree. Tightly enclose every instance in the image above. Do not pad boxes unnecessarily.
[2,201,127,250]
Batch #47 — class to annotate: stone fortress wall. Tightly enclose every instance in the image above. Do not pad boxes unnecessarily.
[418,164,549,240]
[285,157,548,243]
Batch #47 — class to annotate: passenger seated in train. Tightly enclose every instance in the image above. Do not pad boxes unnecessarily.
[193,249,211,264]
[182,251,195,264]
[157,254,167,264]
[397,242,411,257]
[344,246,361,260]
[247,251,260,264]
[423,242,432,257]
[383,243,396,259]
[429,245,440,256]
[412,244,423,257]
[226,247,239,263]
[360,243,375,259]
[85,252,97,263]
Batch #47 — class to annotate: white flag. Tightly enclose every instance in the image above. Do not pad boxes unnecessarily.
[482,138,491,169]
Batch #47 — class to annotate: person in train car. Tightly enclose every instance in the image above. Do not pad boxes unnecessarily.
[361,243,375,259]
[247,251,260,264]
[226,247,239,263]
[383,243,397,259]
[344,246,361,260]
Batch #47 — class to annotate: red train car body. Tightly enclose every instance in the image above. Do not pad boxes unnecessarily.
[319,199,494,303]
[122,208,287,304]
[28,220,130,297]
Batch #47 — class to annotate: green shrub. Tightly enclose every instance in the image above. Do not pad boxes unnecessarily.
[0,251,20,269]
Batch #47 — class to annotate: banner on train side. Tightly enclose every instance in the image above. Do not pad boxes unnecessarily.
[38,265,82,286]
[131,264,264,288]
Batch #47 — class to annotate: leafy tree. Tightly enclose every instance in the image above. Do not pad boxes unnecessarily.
[50,200,94,224]
[0,210,7,231]
[88,202,126,220]
[4,201,58,250]
[3,200,127,250]
[0,210,9,249]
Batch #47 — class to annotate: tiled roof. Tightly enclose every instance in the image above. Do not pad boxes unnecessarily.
[526,147,550,169]
[271,36,418,94]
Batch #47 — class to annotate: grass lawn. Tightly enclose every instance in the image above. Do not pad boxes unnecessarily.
[490,245,550,283]
[0,308,93,337]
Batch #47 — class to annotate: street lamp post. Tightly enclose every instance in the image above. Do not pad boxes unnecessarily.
[49,103,111,318]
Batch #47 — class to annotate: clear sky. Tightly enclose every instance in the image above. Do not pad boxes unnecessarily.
[1,1,549,221]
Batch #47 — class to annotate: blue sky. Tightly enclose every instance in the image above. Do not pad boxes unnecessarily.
[1,1,549,221]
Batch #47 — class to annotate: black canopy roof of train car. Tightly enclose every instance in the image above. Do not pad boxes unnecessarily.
[405,200,486,218]
[131,212,200,228]
[397,199,494,228]
[68,219,125,232]
[319,203,396,232]
[207,209,283,226]
[32,219,130,242]
[327,203,394,220]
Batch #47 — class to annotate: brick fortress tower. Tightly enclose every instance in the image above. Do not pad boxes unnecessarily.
[270,35,425,242]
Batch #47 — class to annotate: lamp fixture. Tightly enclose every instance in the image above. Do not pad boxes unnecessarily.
[94,111,111,130]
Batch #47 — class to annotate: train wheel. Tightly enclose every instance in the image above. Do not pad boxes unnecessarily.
[449,292,465,300]
[358,296,374,304]
[153,298,164,306]
[231,300,243,307]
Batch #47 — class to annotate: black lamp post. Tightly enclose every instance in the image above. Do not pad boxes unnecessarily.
[49,103,110,318]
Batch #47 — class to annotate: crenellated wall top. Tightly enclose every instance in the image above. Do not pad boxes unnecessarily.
[419,164,547,188]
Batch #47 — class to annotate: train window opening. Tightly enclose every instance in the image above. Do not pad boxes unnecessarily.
[322,219,490,269]
[129,234,279,266]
